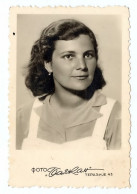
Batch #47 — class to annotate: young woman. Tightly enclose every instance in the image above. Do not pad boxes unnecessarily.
[17,19,121,150]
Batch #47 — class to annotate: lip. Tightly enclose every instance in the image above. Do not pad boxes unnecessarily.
[71,75,88,80]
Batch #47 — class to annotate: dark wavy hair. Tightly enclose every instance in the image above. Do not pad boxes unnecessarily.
[25,19,106,98]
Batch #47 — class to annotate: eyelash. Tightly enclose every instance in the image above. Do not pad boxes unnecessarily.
[62,53,94,60]
[63,54,74,60]
[84,53,95,59]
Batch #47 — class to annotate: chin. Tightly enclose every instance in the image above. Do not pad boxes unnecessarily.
[75,83,92,90]
[68,84,91,92]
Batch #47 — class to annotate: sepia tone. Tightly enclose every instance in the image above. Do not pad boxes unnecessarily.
[9,6,130,187]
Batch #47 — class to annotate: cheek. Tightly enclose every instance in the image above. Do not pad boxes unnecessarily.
[51,60,62,73]
[52,58,73,76]
[88,61,97,75]
[51,61,69,78]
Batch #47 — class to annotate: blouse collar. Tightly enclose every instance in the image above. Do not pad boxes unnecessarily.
[34,90,107,131]
[61,90,107,128]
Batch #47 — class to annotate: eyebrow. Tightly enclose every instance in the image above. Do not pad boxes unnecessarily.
[60,50,95,55]
[60,51,75,55]
[84,50,95,53]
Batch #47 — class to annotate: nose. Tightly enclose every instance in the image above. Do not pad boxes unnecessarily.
[76,57,87,70]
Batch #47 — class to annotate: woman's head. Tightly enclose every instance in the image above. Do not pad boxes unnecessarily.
[25,19,106,97]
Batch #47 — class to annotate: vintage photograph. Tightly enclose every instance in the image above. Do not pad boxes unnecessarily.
[9,7,130,187]
[16,15,121,150]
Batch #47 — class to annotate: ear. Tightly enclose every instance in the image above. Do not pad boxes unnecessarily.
[44,61,53,73]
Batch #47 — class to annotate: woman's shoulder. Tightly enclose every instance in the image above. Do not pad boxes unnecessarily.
[104,98,121,149]
[17,100,34,116]
[17,94,51,121]
[16,100,35,149]
[93,90,120,111]
[105,96,121,119]
[16,96,49,149]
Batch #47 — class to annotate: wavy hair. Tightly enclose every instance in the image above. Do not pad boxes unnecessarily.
[25,19,106,97]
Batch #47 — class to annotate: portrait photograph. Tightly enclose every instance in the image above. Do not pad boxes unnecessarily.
[9,6,130,187]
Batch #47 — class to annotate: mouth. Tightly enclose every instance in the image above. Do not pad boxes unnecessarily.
[72,75,88,80]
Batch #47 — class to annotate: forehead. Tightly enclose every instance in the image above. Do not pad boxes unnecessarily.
[54,35,94,52]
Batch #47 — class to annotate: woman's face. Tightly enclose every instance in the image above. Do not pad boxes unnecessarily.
[49,34,97,91]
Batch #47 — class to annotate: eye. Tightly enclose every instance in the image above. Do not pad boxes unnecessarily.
[63,54,74,60]
[84,52,94,59]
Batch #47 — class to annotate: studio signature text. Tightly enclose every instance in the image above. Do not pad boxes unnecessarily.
[31,166,104,177]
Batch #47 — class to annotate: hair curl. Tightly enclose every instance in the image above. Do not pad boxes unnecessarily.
[25,19,106,97]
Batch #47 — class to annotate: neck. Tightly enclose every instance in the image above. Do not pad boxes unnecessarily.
[50,84,94,110]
